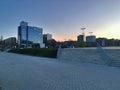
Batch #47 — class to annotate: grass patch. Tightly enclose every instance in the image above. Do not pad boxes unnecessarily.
[8,48,57,58]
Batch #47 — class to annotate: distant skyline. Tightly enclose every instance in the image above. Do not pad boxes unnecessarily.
[1,0,120,41]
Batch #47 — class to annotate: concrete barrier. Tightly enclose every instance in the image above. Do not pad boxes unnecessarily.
[105,49,120,67]
[59,48,106,65]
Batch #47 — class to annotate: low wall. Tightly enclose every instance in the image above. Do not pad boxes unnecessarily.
[59,48,106,65]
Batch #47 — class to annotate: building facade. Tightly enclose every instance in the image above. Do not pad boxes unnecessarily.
[4,37,17,49]
[77,35,84,42]
[43,34,52,42]
[86,35,96,47]
[18,21,44,48]
[43,34,52,47]
[86,36,96,42]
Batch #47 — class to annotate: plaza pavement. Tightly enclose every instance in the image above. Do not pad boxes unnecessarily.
[0,52,120,90]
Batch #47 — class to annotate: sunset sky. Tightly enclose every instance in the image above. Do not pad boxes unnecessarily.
[0,0,120,41]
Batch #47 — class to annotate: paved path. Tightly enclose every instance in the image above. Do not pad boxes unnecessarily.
[0,52,120,90]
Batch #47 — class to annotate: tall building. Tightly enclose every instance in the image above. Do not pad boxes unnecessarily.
[43,34,52,47]
[86,35,96,47]
[43,34,52,43]
[4,37,17,49]
[18,21,44,48]
[77,35,84,42]
[96,38,106,46]
[86,35,96,42]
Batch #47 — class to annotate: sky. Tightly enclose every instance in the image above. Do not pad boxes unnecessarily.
[1,0,120,41]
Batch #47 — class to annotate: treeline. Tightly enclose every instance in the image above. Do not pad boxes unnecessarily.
[45,38,120,48]
[97,38,120,46]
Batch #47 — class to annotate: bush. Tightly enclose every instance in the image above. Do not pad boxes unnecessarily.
[8,48,57,58]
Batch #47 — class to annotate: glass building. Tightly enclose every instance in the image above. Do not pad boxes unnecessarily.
[86,35,96,42]
[18,21,44,48]
[86,35,96,47]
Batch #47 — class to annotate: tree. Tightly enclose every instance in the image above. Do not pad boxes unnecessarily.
[46,39,57,48]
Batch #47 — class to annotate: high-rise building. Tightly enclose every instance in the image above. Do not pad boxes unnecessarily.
[77,35,84,42]
[43,34,52,43]
[43,34,52,47]
[18,21,44,48]
[4,37,17,49]
[86,35,96,42]
[86,35,96,47]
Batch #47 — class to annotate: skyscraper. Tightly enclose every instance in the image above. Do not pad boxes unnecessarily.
[4,37,16,49]
[86,35,96,47]
[86,35,96,42]
[77,35,84,42]
[18,21,44,48]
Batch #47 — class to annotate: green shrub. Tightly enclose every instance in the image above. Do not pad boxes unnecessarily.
[8,48,57,58]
